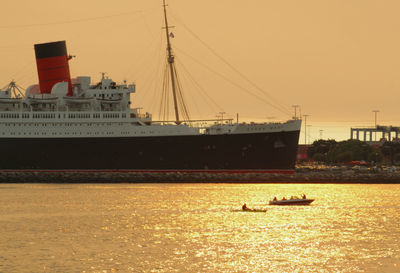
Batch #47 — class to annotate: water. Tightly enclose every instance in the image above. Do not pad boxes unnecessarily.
[0,183,399,272]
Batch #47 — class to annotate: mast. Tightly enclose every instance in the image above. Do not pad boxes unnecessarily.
[163,0,180,124]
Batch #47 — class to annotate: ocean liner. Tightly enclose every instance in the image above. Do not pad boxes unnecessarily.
[0,2,301,173]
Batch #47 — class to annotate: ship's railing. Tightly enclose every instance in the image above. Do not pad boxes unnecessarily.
[130,113,149,119]
[0,110,131,121]
[150,118,233,127]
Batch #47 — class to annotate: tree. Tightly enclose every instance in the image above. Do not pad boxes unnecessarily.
[368,150,384,164]
[327,139,381,164]
[312,153,326,162]
[380,142,400,165]
[335,151,353,163]
[306,139,383,164]
[307,139,337,162]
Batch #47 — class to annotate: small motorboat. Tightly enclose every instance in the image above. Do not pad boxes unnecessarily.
[233,203,267,212]
[231,208,267,213]
[242,208,267,212]
[269,196,314,206]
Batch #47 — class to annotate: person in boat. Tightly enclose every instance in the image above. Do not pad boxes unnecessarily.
[242,203,248,211]
[282,197,286,200]
[302,194,307,199]
[273,197,277,201]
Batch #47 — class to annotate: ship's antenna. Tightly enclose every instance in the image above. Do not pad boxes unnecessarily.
[163,0,180,124]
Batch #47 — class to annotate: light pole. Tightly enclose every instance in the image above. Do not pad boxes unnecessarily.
[319,129,323,139]
[219,112,226,123]
[372,110,379,127]
[372,110,379,141]
[303,114,309,145]
[292,105,300,119]
[307,125,312,144]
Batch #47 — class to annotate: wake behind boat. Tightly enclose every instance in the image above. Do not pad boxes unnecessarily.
[269,195,314,206]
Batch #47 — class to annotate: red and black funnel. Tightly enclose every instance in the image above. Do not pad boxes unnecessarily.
[34,40,72,96]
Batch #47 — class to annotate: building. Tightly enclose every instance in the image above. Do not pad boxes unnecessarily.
[350,125,400,143]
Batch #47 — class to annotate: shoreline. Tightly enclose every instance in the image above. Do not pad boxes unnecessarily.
[0,169,400,183]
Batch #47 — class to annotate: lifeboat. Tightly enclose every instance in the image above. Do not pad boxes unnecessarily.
[63,96,94,104]
[27,95,58,104]
[96,98,122,104]
[0,97,22,104]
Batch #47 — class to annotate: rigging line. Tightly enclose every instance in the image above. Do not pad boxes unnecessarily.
[171,13,291,115]
[163,61,171,120]
[0,45,32,50]
[150,61,164,117]
[173,62,191,120]
[13,70,37,85]
[159,62,167,119]
[134,34,164,112]
[173,63,200,120]
[176,61,223,114]
[175,58,224,113]
[164,58,170,120]
[175,47,291,117]
[182,27,290,116]
[138,9,160,41]
[1,61,32,87]
[166,67,170,121]
[173,65,191,121]
[0,9,156,29]
[126,30,163,81]
[158,72,163,120]
[125,17,164,78]
[159,59,170,121]
[12,74,35,88]
[0,83,10,90]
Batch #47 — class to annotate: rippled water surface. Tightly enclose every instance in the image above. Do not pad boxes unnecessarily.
[1,183,399,272]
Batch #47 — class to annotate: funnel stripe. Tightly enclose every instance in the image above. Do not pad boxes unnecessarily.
[34,41,67,59]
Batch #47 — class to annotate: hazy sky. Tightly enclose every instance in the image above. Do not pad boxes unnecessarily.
[1,0,400,140]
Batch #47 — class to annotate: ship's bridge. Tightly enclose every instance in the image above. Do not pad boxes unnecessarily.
[76,75,135,97]
[71,75,136,111]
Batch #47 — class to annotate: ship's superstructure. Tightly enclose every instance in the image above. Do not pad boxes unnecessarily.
[0,2,301,172]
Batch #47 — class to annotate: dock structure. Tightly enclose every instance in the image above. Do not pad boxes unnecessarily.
[350,125,400,143]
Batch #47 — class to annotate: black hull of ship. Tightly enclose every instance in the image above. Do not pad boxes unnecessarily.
[0,130,300,173]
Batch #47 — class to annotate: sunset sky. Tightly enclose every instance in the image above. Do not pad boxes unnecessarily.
[1,0,400,141]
